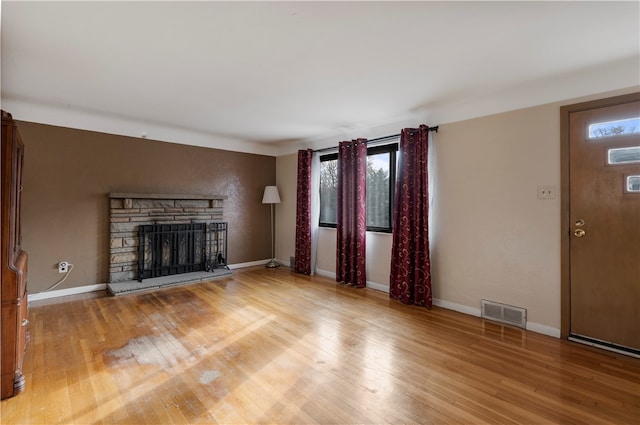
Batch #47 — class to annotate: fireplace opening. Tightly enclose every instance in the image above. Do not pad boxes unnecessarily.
[137,222,228,282]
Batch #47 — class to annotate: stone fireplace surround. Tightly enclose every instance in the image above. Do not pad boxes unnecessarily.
[109,193,226,283]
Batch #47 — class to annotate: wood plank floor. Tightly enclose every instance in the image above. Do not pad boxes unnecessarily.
[2,267,639,424]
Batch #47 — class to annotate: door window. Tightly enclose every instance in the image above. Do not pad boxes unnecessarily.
[607,146,640,165]
[588,117,639,139]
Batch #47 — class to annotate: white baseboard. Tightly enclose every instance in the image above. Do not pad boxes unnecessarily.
[276,258,291,268]
[526,322,561,338]
[366,281,389,293]
[433,298,482,317]
[28,284,107,302]
[29,260,271,301]
[315,268,335,280]
[228,259,272,269]
[433,298,560,338]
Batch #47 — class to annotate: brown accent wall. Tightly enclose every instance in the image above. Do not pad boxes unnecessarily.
[17,121,275,293]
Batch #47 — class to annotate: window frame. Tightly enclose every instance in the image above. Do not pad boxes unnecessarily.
[319,152,338,228]
[319,142,398,233]
[365,143,398,233]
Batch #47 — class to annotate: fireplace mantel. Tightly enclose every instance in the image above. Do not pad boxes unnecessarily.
[109,193,227,200]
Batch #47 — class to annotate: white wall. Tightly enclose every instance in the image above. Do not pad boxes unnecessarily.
[275,87,638,338]
[275,153,298,266]
[429,103,562,335]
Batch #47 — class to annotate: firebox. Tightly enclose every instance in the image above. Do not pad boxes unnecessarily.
[137,222,228,281]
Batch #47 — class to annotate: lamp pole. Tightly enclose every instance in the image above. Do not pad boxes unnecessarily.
[266,202,278,268]
[262,186,281,268]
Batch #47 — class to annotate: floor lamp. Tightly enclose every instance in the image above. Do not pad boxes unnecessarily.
[262,185,281,268]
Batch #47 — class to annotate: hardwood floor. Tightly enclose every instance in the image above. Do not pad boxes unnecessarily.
[2,267,639,424]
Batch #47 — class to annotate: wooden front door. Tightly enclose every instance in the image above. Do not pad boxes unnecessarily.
[562,93,640,354]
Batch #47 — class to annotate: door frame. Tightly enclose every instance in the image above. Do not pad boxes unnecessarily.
[560,92,640,339]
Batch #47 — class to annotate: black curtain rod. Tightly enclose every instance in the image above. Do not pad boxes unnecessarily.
[313,126,439,153]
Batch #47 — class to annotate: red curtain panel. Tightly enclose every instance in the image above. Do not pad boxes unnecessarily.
[390,125,432,307]
[336,139,367,287]
[294,149,313,274]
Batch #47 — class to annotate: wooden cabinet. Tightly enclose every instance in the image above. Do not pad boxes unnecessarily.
[1,110,29,400]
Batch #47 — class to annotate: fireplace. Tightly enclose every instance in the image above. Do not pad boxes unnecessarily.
[109,193,228,283]
[137,222,228,281]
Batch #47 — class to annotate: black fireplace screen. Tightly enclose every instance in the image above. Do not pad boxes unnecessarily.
[137,222,228,281]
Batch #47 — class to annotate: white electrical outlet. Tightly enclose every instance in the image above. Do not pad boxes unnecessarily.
[537,185,557,199]
[58,261,69,273]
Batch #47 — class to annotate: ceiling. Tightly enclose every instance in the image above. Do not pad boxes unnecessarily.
[2,1,639,155]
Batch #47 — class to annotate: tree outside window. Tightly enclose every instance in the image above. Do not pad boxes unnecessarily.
[319,142,397,232]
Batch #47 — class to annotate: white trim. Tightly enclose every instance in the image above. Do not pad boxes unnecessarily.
[276,258,291,268]
[433,298,482,317]
[228,259,274,270]
[4,97,274,156]
[527,322,561,338]
[315,268,336,280]
[433,298,560,338]
[366,281,389,293]
[28,260,278,301]
[316,277,559,337]
[28,284,107,301]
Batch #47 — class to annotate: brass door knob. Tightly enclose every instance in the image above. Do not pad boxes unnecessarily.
[574,229,586,237]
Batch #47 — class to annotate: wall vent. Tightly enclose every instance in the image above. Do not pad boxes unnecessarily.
[481,299,527,329]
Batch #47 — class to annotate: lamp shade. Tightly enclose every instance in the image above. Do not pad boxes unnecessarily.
[262,186,281,204]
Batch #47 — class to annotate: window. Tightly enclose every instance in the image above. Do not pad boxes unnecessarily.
[588,117,640,139]
[319,142,398,232]
[319,153,338,225]
[627,175,640,193]
[366,144,397,231]
[608,146,640,165]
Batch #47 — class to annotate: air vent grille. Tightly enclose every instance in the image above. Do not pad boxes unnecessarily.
[481,299,527,329]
